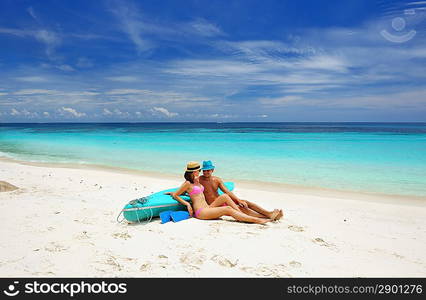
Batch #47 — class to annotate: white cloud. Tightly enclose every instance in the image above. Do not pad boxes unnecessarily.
[106,76,140,82]
[189,18,224,37]
[33,29,61,58]
[106,89,151,95]
[256,88,426,110]
[0,27,60,59]
[20,109,38,117]
[27,7,39,21]
[108,1,226,54]
[281,84,341,94]
[15,76,48,82]
[70,33,112,40]
[0,27,28,37]
[258,95,302,106]
[101,108,132,117]
[43,112,50,117]
[9,108,38,117]
[11,89,99,97]
[74,91,100,96]
[59,107,86,118]
[108,2,153,53]
[113,109,130,117]
[165,59,263,76]
[216,40,316,61]
[296,55,349,72]
[0,24,114,61]
[151,106,178,117]
[56,64,75,72]
[10,108,20,115]
[13,89,58,95]
[102,108,113,115]
[104,88,200,103]
[205,113,237,119]
[193,113,236,119]
[322,89,426,109]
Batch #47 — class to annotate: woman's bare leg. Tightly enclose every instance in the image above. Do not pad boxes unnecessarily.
[210,196,281,220]
[209,194,241,211]
[198,206,270,224]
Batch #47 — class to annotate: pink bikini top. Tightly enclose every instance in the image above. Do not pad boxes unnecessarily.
[188,184,204,196]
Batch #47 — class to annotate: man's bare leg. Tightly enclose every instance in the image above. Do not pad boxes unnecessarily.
[243,200,282,220]
[239,207,272,219]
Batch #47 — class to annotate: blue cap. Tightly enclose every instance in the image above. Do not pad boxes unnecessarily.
[202,160,215,170]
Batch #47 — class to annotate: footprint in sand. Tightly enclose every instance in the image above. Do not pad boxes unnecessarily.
[105,255,122,271]
[312,238,337,251]
[44,242,69,252]
[74,218,93,225]
[241,264,290,277]
[75,231,90,240]
[392,252,404,259]
[31,271,55,276]
[140,263,152,272]
[112,232,132,240]
[288,225,304,232]
[94,251,128,272]
[210,255,238,268]
[237,231,260,240]
[289,261,302,268]
[157,255,169,266]
[180,252,206,267]
[139,257,169,272]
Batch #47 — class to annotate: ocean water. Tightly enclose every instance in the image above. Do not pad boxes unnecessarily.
[1,122,426,197]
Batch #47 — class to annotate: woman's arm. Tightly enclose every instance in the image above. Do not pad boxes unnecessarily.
[169,181,194,216]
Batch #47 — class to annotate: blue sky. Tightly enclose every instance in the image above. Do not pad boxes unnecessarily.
[0,0,425,122]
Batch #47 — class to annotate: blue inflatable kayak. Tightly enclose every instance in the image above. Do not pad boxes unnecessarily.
[120,182,234,223]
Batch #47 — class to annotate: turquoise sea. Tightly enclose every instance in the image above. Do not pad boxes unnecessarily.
[1,122,426,197]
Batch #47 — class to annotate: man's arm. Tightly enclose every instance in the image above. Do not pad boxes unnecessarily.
[217,177,248,208]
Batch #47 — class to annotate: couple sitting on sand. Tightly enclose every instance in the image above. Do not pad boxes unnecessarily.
[168,161,283,224]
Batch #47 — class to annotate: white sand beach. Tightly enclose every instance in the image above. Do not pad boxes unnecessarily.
[0,158,425,277]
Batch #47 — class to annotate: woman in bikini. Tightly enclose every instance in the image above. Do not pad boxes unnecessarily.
[168,161,273,224]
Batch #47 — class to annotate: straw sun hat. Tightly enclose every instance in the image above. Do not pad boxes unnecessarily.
[185,161,201,172]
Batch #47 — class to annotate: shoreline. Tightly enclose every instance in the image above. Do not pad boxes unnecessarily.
[1,158,425,277]
[1,156,424,206]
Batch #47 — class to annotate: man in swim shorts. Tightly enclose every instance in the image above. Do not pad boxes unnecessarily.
[199,160,283,220]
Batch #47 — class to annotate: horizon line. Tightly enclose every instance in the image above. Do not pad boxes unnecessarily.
[1,121,426,124]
